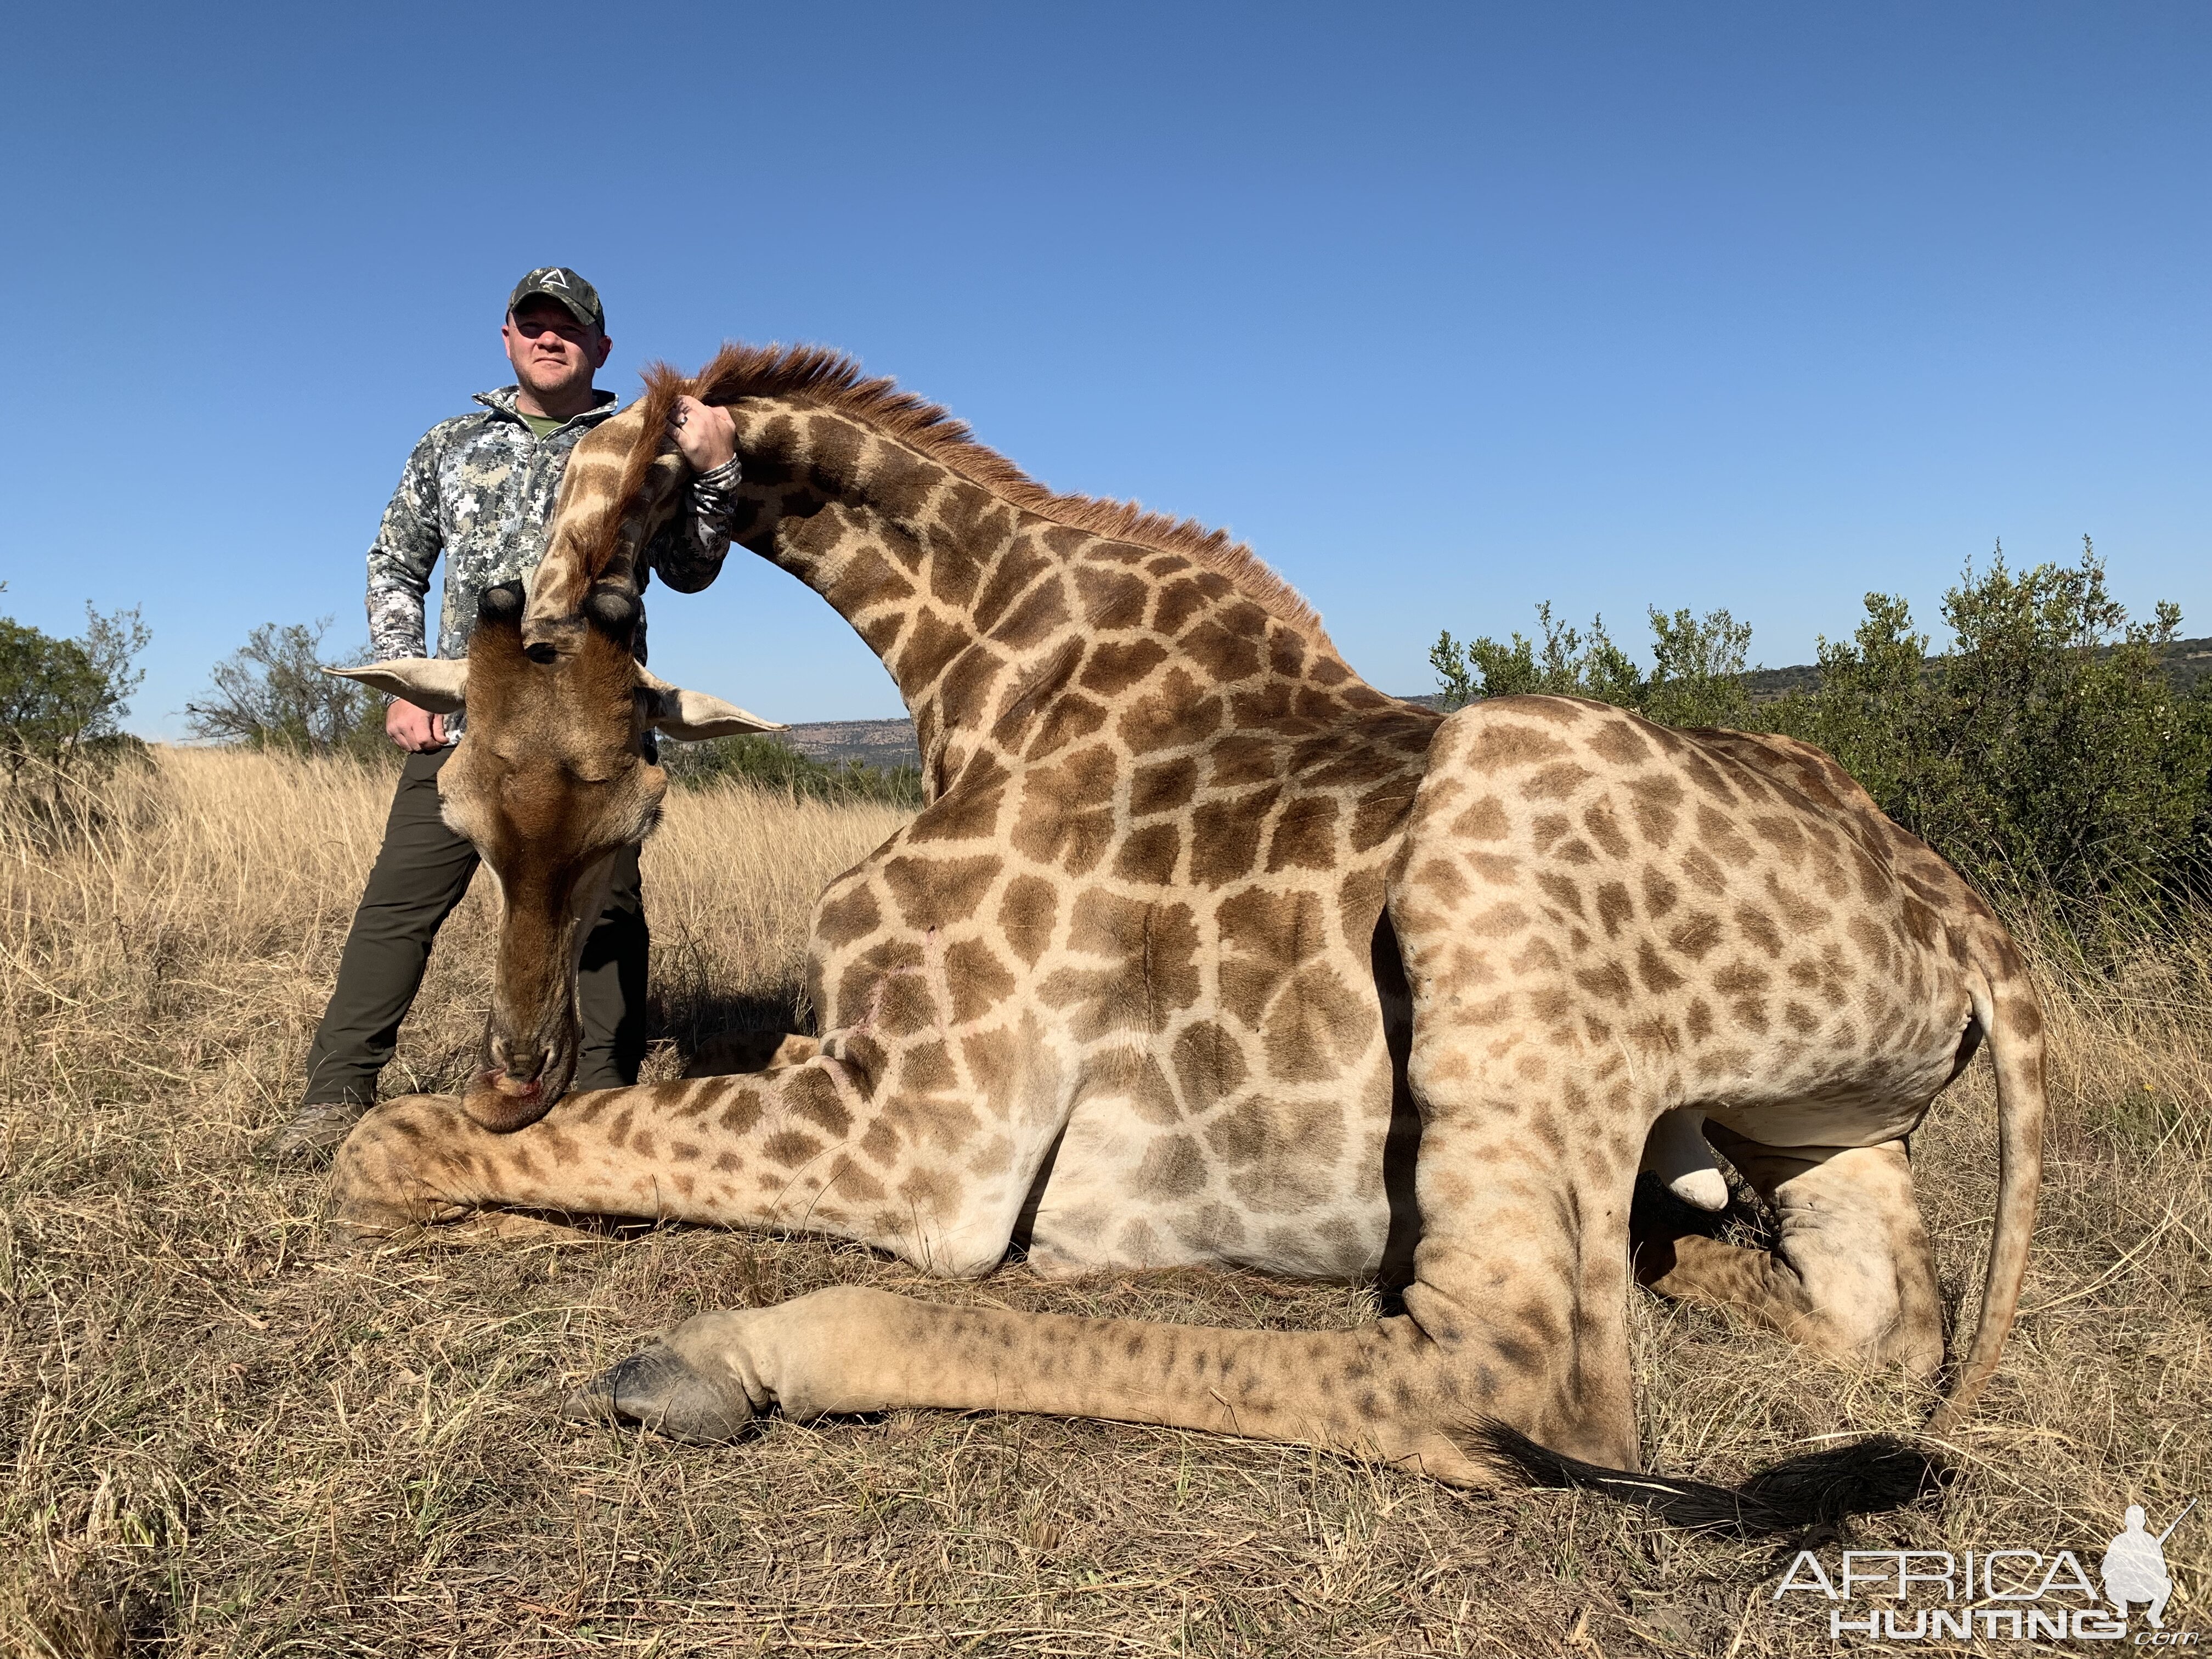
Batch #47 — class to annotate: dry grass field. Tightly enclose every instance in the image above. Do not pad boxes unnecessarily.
[3,747,2208,1657]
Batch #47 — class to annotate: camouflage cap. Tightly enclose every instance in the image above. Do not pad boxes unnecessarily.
[507,267,605,332]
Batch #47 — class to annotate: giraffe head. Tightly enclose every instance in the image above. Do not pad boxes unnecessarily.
[333,573,776,1130]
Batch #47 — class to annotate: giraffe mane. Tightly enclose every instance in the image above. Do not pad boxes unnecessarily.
[611,342,1334,650]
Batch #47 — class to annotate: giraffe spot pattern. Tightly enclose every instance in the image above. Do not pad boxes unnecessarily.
[422,388,2027,1316]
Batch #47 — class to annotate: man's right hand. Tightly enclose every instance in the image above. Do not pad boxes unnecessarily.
[386,698,447,752]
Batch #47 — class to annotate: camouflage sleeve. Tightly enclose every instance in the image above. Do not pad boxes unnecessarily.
[646,456,741,594]
[364,430,446,661]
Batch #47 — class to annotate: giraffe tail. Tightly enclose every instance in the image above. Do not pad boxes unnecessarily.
[1465,1419,1948,1532]
[1924,962,2046,1436]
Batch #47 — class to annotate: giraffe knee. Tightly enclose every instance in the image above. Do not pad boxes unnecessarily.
[1769,1149,1943,1377]
[1770,1216,1942,1376]
[1785,1255,1943,1377]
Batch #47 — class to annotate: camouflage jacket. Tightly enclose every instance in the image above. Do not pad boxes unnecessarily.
[364,386,738,716]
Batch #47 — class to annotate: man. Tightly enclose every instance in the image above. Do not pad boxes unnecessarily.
[270,268,739,1161]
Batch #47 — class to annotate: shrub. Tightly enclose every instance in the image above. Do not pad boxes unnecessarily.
[0,597,152,838]
[1642,605,1754,729]
[1429,602,1750,723]
[1430,602,1644,707]
[0,601,149,780]
[1765,541,2212,926]
[185,619,392,761]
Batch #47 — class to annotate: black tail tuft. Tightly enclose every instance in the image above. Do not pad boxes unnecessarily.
[1468,1419,1949,1534]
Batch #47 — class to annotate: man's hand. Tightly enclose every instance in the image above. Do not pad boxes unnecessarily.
[386,698,447,752]
[669,394,736,472]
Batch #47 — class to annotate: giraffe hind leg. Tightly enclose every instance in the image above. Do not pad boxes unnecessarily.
[1634,1130,1944,1378]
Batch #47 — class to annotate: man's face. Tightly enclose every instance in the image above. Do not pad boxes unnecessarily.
[503,300,612,399]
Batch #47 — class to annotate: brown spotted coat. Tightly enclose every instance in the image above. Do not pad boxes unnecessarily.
[330,346,2044,1485]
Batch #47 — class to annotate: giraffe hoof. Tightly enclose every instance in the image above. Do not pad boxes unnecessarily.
[1666,1167,1731,1212]
[563,1345,759,1443]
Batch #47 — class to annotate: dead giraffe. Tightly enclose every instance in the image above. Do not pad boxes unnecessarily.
[332,343,2044,1522]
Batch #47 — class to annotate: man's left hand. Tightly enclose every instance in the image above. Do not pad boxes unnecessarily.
[669,395,737,472]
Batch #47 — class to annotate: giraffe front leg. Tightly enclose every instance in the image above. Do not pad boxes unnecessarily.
[328,1093,482,1243]
[320,1092,635,1249]
[326,1064,1034,1275]
[563,1285,1499,1479]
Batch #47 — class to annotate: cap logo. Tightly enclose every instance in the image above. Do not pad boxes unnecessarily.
[540,269,570,287]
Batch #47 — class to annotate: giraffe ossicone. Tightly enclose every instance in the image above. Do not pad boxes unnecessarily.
[328,343,2045,1524]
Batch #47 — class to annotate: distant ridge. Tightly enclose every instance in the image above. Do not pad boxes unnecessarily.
[774,637,2212,767]
[776,720,923,771]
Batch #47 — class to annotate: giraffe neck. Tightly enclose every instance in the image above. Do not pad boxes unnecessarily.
[723,399,1374,784]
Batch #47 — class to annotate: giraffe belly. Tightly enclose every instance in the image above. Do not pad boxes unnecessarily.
[1701,1078,1950,1151]
[1023,1175,1396,1280]
[1021,1042,1403,1283]
[1697,992,1973,1150]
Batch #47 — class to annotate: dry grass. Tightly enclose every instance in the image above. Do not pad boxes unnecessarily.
[2,748,2207,1657]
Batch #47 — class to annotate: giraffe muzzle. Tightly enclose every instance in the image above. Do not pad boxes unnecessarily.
[464,1035,570,1132]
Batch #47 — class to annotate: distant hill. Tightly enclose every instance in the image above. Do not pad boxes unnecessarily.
[2163,637,2212,695]
[771,637,2212,766]
[778,719,923,770]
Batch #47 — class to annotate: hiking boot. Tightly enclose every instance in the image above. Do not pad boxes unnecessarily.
[264,1100,371,1166]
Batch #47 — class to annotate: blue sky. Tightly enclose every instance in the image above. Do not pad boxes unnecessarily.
[3,2,2205,736]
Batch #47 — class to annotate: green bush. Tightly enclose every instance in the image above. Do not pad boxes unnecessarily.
[1429,601,1751,725]
[662,733,923,808]
[0,597,152,838]
[0,600,149,778]
[1432,540,2212,933]
[1764,542,2212,925]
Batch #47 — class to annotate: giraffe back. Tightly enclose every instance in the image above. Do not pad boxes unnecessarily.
[1387,696,2024,1156]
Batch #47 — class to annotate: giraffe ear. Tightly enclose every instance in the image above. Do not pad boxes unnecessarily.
[636,667,784,742]
[326,658,469,714]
